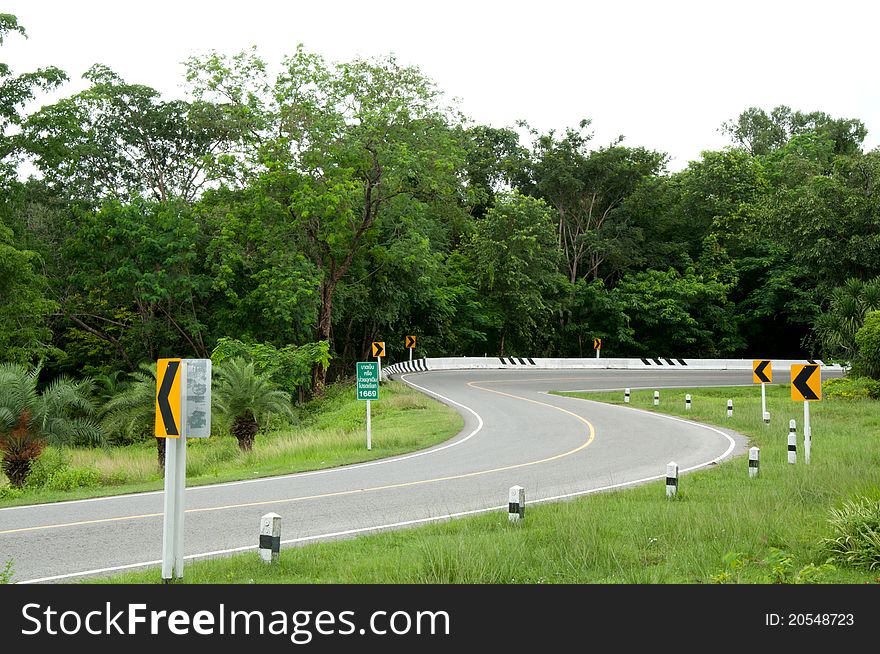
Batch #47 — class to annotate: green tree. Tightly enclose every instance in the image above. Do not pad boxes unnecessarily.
[22,64,238,203]
[522,121,665,283]
[612,268,741,356]
[0,363,101,487]
[212,358,293,451]
[0,14,67,183]
[722,105,866,157]
[211,338,330,402]
[185,47,466,388]
[0,223,57,362]
[464,192,566,355]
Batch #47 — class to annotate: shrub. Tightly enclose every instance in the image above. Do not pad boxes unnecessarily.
[0,363,103,487]
[824,497,880,570]
[854,310,880,378]
[24,448,68,487]
[44,467,102,491]
[823,376,880,400]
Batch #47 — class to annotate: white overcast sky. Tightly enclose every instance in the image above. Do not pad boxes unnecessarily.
[4,0,879,171]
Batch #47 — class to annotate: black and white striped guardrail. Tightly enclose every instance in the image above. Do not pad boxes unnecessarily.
[379,356,840,379]
[498,357,537,366]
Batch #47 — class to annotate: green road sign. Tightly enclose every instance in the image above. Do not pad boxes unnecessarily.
[356,361,379,401]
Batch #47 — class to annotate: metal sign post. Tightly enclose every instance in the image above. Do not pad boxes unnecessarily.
[791,363,820,466]
[357,361,379,451]
[156,358,211,582]
[372,342,385,382]
[753,360,772,423]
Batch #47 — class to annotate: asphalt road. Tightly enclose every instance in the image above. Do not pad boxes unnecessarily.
[1,368,756,583]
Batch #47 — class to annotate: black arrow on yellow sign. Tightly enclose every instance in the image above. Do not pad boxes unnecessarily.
[792,364,820,401]
[157,360,180,436]
[405,335,416,349]
[372,342,385,358]
[754,360,771,384]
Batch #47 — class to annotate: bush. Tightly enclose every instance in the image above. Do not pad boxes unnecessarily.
[0,485,23,501]
[23,449,101,490]
[24,448,68,487]
[854,310,880,378]
[43,467,101,491]
[823,376,880,400]
[824,497,880,570]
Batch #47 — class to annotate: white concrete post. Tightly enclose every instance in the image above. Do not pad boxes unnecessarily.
[788,419,797,464]
[508,485,525,523]
[259,512,282,564]
[727,399,733,418]
[803,401,811,465]
[685,394,692,412]
[624,388,630,404]
[653,390,660,406]
[666,462,679,498]
[749,447,760,478]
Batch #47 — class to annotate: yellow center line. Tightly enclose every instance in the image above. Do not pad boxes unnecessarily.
[0,382,595,536]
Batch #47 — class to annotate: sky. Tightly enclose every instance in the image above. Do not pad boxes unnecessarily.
[3,0,879,171]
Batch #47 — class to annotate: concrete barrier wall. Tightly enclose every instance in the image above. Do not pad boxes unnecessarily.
[381,356,842,378]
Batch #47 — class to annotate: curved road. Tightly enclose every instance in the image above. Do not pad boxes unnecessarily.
[0,369,754,583]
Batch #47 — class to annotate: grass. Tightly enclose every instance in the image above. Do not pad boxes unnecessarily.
[99,383,880,584]
[0,381,463,508]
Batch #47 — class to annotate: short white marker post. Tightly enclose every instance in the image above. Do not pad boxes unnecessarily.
[685,394,692,412]
[653,390,660,406]
[508,485,525,523]
[259,512,281,564]
[727,399,733,418]
[666,462,679,498]
[788,419,797,464]
[763,411,771,425]
[748,447,760,478]
[803,401,811,465]
[624,388,630,404]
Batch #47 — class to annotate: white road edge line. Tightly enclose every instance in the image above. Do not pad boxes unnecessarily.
[0,372,482,514]
[17,378,737,584]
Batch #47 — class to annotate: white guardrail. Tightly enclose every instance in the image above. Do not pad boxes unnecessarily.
[381,356,843,379]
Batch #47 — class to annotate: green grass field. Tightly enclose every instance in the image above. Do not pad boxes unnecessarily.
[0,381,463,508]
[99,383,880,584]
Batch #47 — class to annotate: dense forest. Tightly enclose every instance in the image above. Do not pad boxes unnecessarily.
[3,14,880,397]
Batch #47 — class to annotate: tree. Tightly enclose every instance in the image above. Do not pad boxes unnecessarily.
[56,198,213,369]
[0,363,101,487]
[522,121,665,283]
[612,267,741,357]
[0,14,67,184]
[0,223,57,362]
[185,47,467,388]
[464,192,566,355]
[722,105,866,157]
[22,64,239,203]
[212,358,293,451]
[211,337,330,403]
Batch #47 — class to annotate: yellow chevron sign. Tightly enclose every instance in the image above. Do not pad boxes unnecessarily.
[155,358,182,438]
